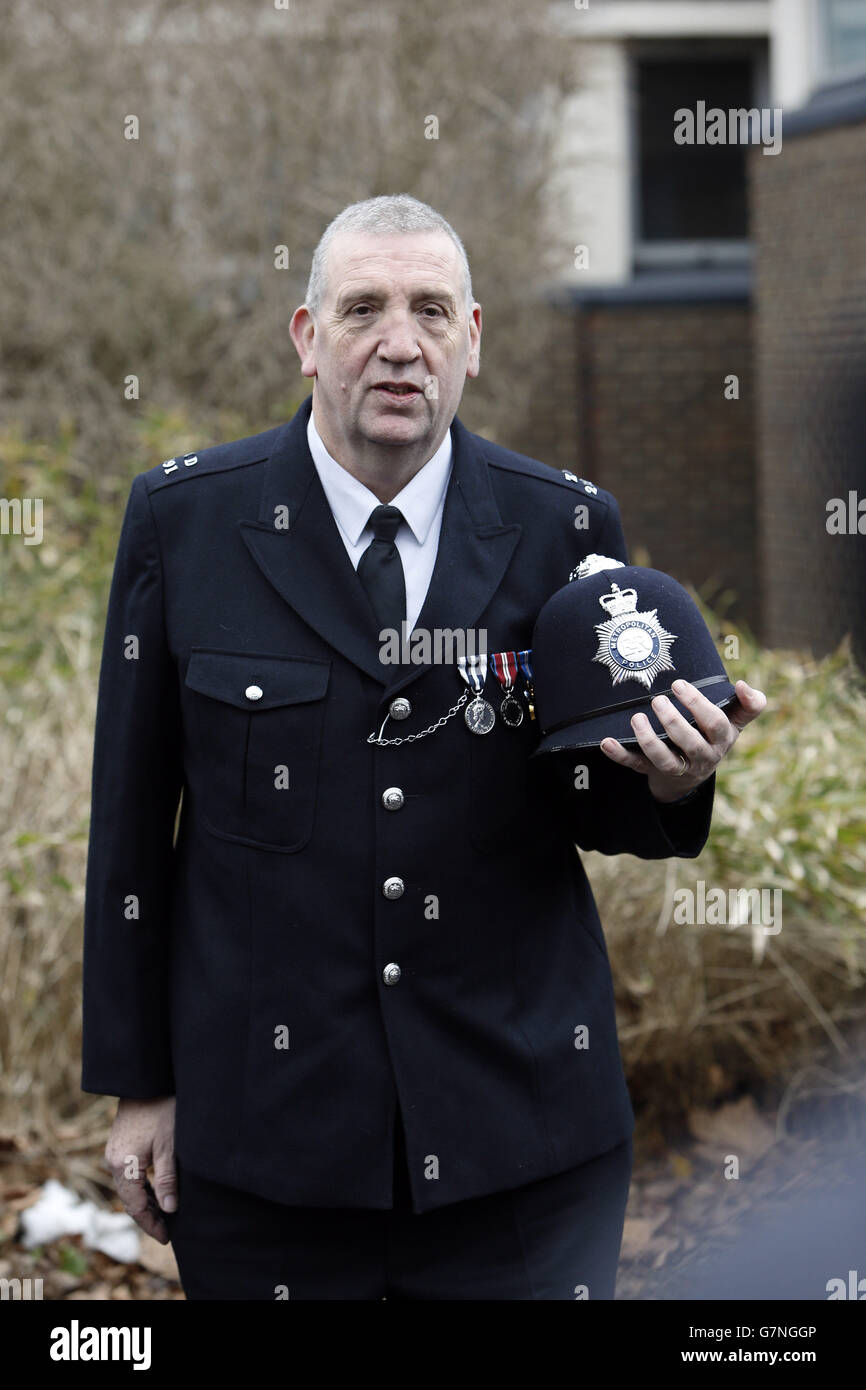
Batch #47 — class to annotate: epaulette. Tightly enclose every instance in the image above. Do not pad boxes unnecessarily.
[484,453,612,524]
[480,436,608,504]
[143,423,284,494]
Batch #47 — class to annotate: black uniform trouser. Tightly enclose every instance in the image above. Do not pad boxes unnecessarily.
[164,1110,632,1301]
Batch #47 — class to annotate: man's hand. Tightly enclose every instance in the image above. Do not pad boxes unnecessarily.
[104,1096,177,1245]
[599,677,768,804]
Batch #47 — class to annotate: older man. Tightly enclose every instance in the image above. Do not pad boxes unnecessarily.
[82,194,766,1300]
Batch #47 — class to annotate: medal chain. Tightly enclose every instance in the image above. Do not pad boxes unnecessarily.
[366,689,471,746]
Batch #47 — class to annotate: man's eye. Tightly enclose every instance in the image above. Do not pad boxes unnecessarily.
[421,305,443,317]
[351,305,373,317]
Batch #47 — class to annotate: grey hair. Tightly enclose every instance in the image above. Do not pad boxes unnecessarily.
[304,194,474,317]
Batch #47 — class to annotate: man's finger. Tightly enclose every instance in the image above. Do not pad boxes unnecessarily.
[670,680,736,749]
[113,1172,169,1245]
[725,679,768,730]
[152,1143,178,1215]
[649,694,713,762]
[629,711,693,776]
[599,736,652,775]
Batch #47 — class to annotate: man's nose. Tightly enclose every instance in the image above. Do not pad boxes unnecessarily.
[376,311,423,361]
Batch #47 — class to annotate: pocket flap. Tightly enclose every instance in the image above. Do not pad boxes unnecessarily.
[185,649,331,710]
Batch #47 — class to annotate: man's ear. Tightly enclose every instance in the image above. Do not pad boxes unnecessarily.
[289,306,317,379]
[466,304,482,380]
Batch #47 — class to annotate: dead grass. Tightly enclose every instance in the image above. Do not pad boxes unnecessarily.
[590,611,866,1130]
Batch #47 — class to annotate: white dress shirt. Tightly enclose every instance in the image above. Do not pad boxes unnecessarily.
[307,406,453,634]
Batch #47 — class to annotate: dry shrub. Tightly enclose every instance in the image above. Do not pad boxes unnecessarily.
[0,0,577,475]
[588,607,866,1132]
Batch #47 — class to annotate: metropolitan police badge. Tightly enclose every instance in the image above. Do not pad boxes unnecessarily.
[592,581,677,690]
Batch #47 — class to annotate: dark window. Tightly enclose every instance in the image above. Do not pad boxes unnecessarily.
[637,58,754,242]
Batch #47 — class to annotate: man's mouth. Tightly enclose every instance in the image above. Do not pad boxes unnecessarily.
[373,382,422,399]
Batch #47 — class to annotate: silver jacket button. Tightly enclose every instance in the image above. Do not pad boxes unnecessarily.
[382,876,405,900]
[382,787,405,811]
[389,697,411,721]
[382,963,402,986]
[245,684,263,701]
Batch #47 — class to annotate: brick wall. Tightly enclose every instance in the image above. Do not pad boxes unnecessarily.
[508,302,581,475]
[514,296,759,632]
[749,114,866,663]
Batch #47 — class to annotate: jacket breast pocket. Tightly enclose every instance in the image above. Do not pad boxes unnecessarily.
[184,648,330,851]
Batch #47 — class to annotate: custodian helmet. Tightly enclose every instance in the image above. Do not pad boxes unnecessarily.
[531,556,738,756]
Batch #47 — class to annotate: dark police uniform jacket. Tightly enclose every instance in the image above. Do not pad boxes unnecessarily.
[81,393,715,1214]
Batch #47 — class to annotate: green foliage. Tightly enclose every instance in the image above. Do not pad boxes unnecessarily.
[58,1244,89,1277]
[692,598,866,932]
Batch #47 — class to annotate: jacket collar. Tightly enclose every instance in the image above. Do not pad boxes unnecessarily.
[306,404,452,549]
[238,394,521,692]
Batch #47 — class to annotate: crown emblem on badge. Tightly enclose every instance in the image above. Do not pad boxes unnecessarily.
[598,583,638,618]
[593,581,678,689]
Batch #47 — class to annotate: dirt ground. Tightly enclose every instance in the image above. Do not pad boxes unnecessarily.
[2,1085,863,1302]
[616,1091,864,1300]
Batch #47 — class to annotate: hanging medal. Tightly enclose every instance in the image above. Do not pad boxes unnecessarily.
[457,653,496,735]
[489,651,524,727]
[517,649,536,721]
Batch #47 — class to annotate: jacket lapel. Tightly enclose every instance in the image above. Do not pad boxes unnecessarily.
[238,395,522,689]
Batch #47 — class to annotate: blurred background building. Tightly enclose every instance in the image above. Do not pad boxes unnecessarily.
[517,0,866,661]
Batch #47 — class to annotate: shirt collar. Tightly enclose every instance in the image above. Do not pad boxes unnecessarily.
[307,405,453,547]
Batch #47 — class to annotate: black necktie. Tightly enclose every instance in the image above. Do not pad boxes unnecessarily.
[357,504,406,633]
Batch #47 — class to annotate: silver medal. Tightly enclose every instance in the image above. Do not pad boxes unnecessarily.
[465,696,496,735]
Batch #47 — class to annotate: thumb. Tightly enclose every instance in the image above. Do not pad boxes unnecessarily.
[728,680,767,729]
[151,1146,178,1214]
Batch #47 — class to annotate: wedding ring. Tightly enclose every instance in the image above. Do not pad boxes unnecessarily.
[675,753,689,776]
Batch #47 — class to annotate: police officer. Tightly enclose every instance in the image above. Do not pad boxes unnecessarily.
[82,194,767,1300]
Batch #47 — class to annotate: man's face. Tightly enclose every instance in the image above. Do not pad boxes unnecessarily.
[290,230,481,459]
